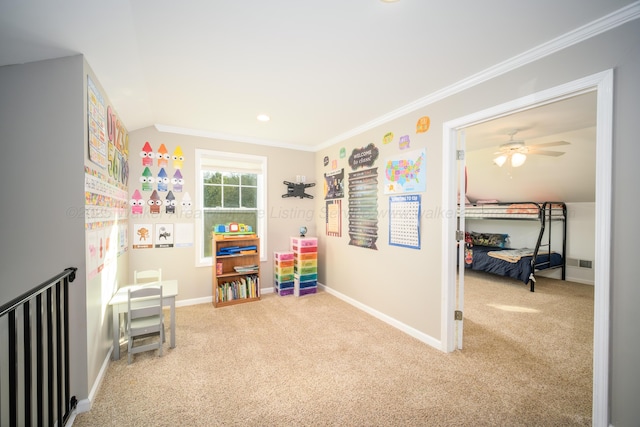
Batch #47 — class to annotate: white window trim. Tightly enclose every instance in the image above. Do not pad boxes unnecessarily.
[195,149,267,267]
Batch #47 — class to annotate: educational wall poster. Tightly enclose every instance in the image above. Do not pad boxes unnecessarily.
[87,76,108,169]
[384,148,426,194]
[175,223,194,247]
[389,194,421,249]
[324,168,345,200]
[133,223,153,249]
[155,223,174,248]
[348,168,378,250]
[325,199,342,237]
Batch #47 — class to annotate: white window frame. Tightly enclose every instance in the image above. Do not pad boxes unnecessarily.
[195,149,267,267]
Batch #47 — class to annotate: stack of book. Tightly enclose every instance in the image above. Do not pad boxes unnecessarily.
[233,264,259,273]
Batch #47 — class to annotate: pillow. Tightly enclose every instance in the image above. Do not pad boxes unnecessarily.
[467,231,509,248]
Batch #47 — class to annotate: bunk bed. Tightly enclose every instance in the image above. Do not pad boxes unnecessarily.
[459,201,567,292]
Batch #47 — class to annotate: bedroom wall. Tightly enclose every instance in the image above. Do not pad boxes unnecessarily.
[315,18,639,426]
[127,126,316,303]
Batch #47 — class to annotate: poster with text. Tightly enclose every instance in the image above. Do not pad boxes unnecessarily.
[155,223,175,248]
[389,194,421,249]
[326,199,342,237]
[348,168,378,249]
[133,223,153,249]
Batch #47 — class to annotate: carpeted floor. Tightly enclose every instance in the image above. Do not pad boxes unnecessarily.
[72,271,593,426]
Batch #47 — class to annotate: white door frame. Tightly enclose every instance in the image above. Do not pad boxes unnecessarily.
[441,69,613,426]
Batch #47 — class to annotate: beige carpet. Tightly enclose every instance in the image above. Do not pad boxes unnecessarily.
[73,272,593,426]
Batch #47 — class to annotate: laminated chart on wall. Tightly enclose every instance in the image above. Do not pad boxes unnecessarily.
[155,223,174,248]
[348,168,378,249]
[389,194,421,249]
[87,76,108,169]
[325,199,342,237]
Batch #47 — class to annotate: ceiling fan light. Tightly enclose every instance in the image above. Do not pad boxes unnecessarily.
[493,155,507,167]
[511,152,527,167]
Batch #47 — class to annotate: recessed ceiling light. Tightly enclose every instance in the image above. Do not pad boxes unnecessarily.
[257,114,270,122]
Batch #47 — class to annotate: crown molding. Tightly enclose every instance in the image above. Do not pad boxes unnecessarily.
[314,1,640,152]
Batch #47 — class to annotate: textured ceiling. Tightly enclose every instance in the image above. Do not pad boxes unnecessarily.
[0,1,636,150]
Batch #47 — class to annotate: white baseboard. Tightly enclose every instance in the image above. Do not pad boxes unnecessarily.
[318,282,442,350]
[68,346,113,425]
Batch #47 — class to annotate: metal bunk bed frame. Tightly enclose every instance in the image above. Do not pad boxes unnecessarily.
[463,201,567,292]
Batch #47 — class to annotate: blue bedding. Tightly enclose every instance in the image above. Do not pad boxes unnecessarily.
[465,245,563,284]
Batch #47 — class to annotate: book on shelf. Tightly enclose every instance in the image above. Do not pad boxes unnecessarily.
[216,274,260,303]
[233,264,259,273]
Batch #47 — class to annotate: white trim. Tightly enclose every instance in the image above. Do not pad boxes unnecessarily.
[441,69,613,426]
[194,149,268,267]
[68,346,113,423]
[319,283,441,350]
[315,3,639,151]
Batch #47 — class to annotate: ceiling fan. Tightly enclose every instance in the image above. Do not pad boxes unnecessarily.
[493,130,570,167]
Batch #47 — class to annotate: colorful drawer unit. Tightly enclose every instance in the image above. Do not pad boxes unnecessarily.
[274,251,296,296]
[291,237,318,297]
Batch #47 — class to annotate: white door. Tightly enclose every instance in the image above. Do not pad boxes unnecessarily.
[455,130,467,350]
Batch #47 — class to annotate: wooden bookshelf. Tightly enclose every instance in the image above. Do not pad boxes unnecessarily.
[212,235,261,308]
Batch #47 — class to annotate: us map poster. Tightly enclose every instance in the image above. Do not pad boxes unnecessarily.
[348,168,378,249]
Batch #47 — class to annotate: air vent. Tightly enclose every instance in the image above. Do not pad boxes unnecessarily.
[567,258,593,269]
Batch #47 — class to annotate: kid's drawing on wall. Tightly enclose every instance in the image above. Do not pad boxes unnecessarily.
[141,141,154,166]
[157,144,169,167]
[141,167,154,191]
[149,190,161,214]
[157,168,169,192]
[165,191,176,214]
[172,169,183,192]
[172,146,184,169]
[181,192,192,212]
[130,189,144,215]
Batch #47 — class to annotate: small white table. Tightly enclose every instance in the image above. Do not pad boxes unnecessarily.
[108,279,178,360]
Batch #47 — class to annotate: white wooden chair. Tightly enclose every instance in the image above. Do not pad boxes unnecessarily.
[127,285,165,364]
[133,268,162,284]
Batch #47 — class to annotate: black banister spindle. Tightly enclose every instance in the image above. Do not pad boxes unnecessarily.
[23,300,32,427]
[1,267,77,427]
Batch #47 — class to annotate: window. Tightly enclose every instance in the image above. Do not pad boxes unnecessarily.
[195,149,267,266]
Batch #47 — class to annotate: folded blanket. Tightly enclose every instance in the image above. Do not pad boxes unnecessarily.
[488,248,536,263]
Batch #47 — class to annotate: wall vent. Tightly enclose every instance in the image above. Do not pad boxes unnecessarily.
[567,258,593,269]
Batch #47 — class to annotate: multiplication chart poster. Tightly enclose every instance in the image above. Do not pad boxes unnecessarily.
[389,194,421,249]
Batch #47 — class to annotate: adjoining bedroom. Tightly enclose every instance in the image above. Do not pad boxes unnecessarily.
[455,91,597,421]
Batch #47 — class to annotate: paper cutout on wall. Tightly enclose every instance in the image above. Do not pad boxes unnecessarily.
[416,116,430,133]
[165,191,176,214]
[181,192,192,212]
[140,167,154,191]
[172,169,183,192]
[399,135,411,150]
[383,132,394,144]
[155,224,174,248]
[130,189,144,214]
[172,146,184,169]
[157,144,169,167]
[148,190,161,214]
[141,141,154,166]
[133,223,153,249]
[157,168,169,192]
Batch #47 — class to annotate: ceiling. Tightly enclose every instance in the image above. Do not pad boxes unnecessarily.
[0,1,636,151]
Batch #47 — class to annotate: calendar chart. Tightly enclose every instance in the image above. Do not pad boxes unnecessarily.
[389,194,421,249]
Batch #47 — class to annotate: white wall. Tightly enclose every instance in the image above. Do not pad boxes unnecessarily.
[127,127,316,304]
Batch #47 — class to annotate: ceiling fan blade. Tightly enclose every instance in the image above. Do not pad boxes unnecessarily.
[528,149,565,157]
[531,140,570,148]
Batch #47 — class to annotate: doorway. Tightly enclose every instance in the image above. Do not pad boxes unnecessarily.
[441,70,613,425]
